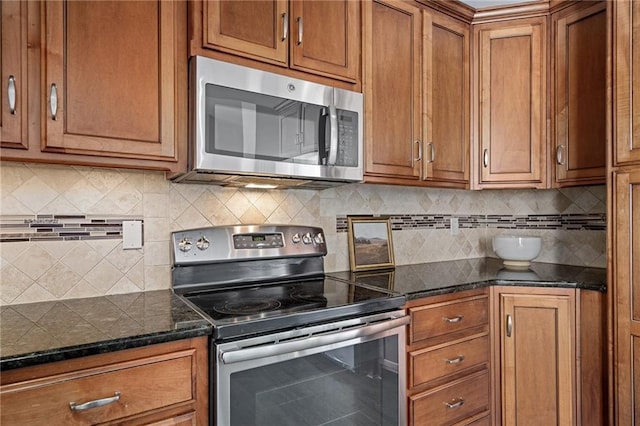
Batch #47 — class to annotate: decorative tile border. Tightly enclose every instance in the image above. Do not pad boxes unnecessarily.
[0,215,143,242]
[336,213,606,233]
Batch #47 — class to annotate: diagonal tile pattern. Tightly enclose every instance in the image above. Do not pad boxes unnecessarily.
[0,162,607,305]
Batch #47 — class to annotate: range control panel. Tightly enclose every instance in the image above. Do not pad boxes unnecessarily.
[171,225,327,266]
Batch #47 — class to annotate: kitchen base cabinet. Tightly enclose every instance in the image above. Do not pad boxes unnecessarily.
[406,289,491,426]
[491,286,606,425]
[0,337,208,426]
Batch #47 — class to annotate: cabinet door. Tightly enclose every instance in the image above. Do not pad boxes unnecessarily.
[0,0,27,148]
[614,1,640,166]
[204,0,288,66]
[499,291,575,425]
[554,2,606,185]
[42,1,185,166]
[290,0,360,83]
[475,18,547,188]
[363,0,421,181]
[613,170,640,424]
[423,10,470,187]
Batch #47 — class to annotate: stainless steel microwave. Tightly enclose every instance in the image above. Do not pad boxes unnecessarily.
[172,56,363,189]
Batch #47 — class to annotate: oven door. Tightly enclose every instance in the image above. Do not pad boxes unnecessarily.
[215,311,408,426]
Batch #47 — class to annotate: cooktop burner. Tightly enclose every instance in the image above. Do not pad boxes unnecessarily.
[213,299,282,315]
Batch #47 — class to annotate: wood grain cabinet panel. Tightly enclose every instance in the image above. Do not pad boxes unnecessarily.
[1,0,188,171]
[423,9,470,188]
[614,0,640,166]
[410,370,490,426]
[473,18,547,188]
[0,0,28,149]
[0,337,208,426]
[409,295,488,344]
[406,289,490,426]
[613,170,640,424]
[553,2,606,186]
[203,0,359,83]
[42,1,185,164]
[363,0,422,181]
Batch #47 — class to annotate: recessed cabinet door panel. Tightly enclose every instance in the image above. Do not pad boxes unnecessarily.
[423,11,470,186]
[43,1,181,162]
[205,0,288,66]
[554,2,606,185]
[364,0,421,180]
[0,0,27,148]
[500,292,574,425]
[615,1,640,165]
[290,0,359,82]
[614,170,640,424]
[476,19,546,187]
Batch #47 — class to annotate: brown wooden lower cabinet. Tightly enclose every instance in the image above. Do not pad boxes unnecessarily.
[0,337,209,426]
[490,286,606,426]
[406,288,491,425]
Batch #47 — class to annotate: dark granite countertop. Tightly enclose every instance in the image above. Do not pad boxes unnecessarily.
[328,258,606,300]
[0,290,211,371]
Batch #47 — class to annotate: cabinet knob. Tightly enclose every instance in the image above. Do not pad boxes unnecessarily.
[281,13,288,42]
[296,17,303,45]
[7,75,16,115]
[69,391,120,412]
[444,397,465,409]
[442,315,463,323]
[50,83,58,121]
[415,140,423,162]
[556,145,565,165]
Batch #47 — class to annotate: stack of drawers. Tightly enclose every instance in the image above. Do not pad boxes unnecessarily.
[406,288,491,425]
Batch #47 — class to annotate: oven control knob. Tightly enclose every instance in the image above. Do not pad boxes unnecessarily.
[313,232,324,245]
[302,233,312,244]
[291,233,301,244]
[196,236,210,250]
[178,238,193,252]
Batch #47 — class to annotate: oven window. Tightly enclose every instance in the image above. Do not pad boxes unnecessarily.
[229,336,399,425]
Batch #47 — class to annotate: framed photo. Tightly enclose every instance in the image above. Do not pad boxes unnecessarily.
[347,217,395,272]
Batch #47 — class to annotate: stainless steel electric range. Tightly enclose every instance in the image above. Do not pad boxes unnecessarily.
[171,225,408,426]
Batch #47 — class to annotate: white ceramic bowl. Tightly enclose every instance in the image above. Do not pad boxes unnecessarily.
[492,235,542,269]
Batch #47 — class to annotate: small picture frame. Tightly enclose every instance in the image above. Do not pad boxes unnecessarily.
[347,217,395,272]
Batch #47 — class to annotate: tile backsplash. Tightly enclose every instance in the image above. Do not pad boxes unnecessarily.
[0,162,606,305]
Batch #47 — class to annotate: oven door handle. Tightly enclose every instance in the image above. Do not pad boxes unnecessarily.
[220,315,409,364]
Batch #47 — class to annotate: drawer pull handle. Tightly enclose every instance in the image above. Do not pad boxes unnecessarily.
[50,83,58,120]
[8,75,16,114]
[444,398,465,409]
[442,315,463,323]
[445,355,465,365]
[69,391,120,412]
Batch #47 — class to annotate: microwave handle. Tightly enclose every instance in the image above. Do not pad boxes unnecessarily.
[327,104,338,165]
[318,108,328,165]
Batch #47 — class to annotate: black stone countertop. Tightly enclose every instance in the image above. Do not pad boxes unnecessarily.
[0,290,211,371]
[328,258,606,300]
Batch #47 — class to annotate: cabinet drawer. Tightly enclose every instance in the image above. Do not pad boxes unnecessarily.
[410,369,490,426]
[410,296,488,343]
[1,350,195,425]
[410,334,489,388]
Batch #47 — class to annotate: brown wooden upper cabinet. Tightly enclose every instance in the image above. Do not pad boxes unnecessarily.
[364,0,470,189]
[0,1,28,149]
[203,0,360,84]
[363,0,422,182]
[423,9,470,188]
[1,0,187,172]
[614,0,640,166]
[553,2,606,186]
[473,17,547,189]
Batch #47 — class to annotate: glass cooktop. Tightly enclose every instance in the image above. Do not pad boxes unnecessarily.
[182,277,404,340]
